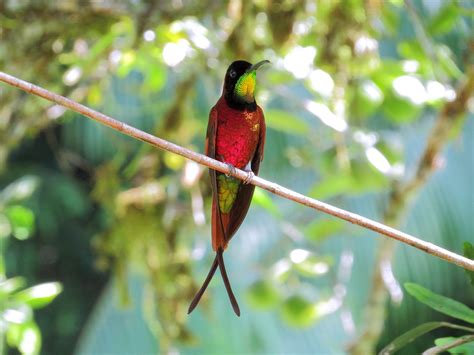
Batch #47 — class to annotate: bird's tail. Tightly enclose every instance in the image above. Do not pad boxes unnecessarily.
[187,248,240,316]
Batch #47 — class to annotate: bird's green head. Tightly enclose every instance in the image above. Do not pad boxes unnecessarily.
[223,60,270,110]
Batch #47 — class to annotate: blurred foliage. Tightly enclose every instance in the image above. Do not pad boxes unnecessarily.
[380,283,474,354]
[0,177,62,354]
[0,0,473,354]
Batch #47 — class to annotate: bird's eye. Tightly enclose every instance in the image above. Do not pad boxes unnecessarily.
[229,70,236,78]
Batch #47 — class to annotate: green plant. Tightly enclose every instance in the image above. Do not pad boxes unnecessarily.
[380,283,474,354]
[0,177,62,354]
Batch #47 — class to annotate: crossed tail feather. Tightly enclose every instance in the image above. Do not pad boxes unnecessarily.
[187,248,240,316]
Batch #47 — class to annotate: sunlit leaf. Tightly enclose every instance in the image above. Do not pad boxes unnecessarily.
[375,140,403,166]
[13,282,63,309]
[0,176,39,204]
[280,295,318,327]
[265,109,309,135]
[19,321,41,355]
[245,280,280,310]
[293,254,331,277]
[397,41,433,75]
[0,277,26,296]
[2,304,32,324]
[463,242,474,286]
[405,283,474,324]
[434,336,474,354]
[305,101,347,132]
[5,205,35,241]
[117,50,136,77]
[350,80,383,119]
[372,60,405,91]
[270,259,292,282]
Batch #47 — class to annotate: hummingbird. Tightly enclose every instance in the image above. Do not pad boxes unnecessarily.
[188,60,269,316]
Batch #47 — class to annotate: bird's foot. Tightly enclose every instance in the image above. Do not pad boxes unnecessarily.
[243,170,255,184]
[225,163,236,177]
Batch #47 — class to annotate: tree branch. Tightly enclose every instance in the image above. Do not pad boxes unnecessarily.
[0,71,473,272]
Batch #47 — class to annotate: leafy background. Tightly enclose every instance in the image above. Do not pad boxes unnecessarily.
[0,0,473,354]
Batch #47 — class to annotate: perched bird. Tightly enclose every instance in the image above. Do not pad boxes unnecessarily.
[188,60,269,316]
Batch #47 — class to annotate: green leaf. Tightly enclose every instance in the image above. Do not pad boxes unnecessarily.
[19,321,41,355]
[245,280,280,310]
[351,80,384,119]
[398,41,425,62]
[0,176,39,204]
[13,282,63,309]
[270,259,292,282]
[7,322,23,348]
[405,283,474,324]
[252,189,280,217]
[145,63,166,91]
[0,277,26,296]
[463,242,474,286]
[434,336,474,354]
[397,41,433,76]
[375,140,403,166]
[427,4,460,36]
[372,60,405,91]
[304,219,344,242]
[265,109,309,135]
[87,84,103,105]
[382,89,422,123]
[280,295,318,327]
[5,205,35,240]
[379,322,451,355]
[2,304,32,324]
[351,160,389,191]
[117,50,136,77]
[292,254,331,277]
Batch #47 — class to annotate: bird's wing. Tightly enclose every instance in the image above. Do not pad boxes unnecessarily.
[225,106,266,241]
[207,106,229,251]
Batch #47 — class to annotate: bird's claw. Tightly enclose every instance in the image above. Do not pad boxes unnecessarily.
[225,163,236,177]
[243,171,255,184]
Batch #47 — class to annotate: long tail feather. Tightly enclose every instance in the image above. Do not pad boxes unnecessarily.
[187,255,219,314]
[217,248,240,316]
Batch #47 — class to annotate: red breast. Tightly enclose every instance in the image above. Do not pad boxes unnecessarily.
[214,97,262,169]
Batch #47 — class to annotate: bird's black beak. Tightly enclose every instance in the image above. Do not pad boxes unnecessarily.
[248,60,271,72]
